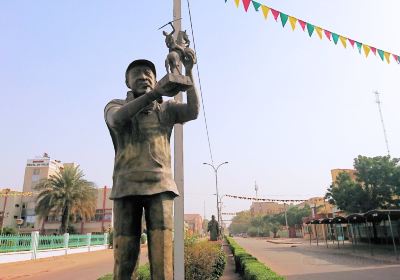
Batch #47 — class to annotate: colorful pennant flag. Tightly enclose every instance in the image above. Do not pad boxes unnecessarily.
[224,0,399,66]
[315,26,323,39]
[339,36,347,48]
[252,0,261,11]
[261,5,269,19]
[270,8,279,21]
[242,0,251,12]
[324,30,331,41]
[306,23,314,37]
[280,12,288,27]
[289,16,297,31]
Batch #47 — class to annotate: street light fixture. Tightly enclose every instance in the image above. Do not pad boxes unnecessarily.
[203,162,229,227]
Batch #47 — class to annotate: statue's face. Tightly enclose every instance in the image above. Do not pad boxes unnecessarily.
[127,65,156,94]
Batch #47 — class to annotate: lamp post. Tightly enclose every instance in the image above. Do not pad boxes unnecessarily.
[203,162,229,226]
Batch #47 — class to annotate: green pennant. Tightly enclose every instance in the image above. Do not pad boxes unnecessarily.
[332,33,339,45]
[306,23,314,37]
[377,49,384,61]
[252,0,261,11]
[355,41,362,53]
[280,12,288,27]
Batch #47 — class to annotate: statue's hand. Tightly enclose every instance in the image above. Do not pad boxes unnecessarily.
[183,49,196,74]
[153,82,180,98]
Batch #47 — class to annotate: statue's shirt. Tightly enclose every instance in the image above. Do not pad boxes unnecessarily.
[105,98,184,199]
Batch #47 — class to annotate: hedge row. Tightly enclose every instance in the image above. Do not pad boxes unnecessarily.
[225,236,285,280]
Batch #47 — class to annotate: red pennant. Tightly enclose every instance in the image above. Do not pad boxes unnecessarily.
[348,38,355,48]
[270,8,280,21]
[324,30,331,40]
[393,54,399,63]
[242,0,251,12]
[298,20,306,31]
[370,47,377,55]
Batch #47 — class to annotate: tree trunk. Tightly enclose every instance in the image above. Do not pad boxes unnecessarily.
[60,205,69,234]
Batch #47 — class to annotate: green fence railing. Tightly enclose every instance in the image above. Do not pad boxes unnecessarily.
[68,234,89,248]
[0,233,107,254]
[38,234,65,250]
[0,234,32,253]
[91,234,106,245]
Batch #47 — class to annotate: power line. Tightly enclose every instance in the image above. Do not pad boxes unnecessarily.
[186,0,214,165]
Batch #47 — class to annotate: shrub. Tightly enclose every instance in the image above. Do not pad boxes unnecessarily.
[0,227,17,235]
[185,239,226,280]
[226,236,285,280]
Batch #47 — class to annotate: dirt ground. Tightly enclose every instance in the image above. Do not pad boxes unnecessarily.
[0,247,148,280]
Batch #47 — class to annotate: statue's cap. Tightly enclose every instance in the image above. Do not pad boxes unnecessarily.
[126,59,156,77]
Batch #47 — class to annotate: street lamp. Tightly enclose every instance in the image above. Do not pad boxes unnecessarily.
[203,162,229,227]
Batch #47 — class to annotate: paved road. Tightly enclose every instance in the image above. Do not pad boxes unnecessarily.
[234,237,400,280]
[0,247,148,280]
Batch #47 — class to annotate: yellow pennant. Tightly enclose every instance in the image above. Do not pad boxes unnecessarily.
[363,45,371,57]
[235,0,240,8]
[339,36,347,48]
[288,16,297,31]
[315,26,323,39]
[261,5,270,19]
[384,52,391,63]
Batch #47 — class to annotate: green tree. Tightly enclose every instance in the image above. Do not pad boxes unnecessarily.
[326,155,400,213]
[228,211,251,235]
[34,165,97,234]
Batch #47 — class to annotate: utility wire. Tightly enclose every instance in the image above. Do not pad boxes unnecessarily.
[186,0,214,165]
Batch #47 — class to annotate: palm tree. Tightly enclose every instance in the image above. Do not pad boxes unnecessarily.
[34,165,97,234]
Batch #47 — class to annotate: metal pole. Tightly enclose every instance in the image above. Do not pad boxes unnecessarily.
[324,224,328,248]
[173,0,184,279]
[315,224,319,246]
[366,222,373,256]
[387,213,398,260]
[215,169,220,226]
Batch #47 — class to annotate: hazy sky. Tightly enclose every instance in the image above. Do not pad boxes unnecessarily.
[1,0,399,220]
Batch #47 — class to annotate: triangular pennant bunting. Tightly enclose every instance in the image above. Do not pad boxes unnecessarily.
[288,16,297,31]
[306,23,314,37]
[224,0,398,66]
[384,52,390,63]
[324,30,331,41]
[280,12,288,27]
[242,0,251,12]
[331,33,339,45]
[261,5,270,19]
[315,26,323,39]
[252,0,261,11]
[298,20,306,31]
[363,45,371,57]
[339,36,347,48]
[377,49,384,61]
[270,8,280,21]
[356,41,362,53]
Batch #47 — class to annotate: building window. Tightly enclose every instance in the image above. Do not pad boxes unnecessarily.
[14,216,18,219]
[15,204,20,207]
[33,169,40,175]
[92,209,112,222]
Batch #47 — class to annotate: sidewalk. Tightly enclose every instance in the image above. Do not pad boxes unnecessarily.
[266,237,400,264]
[221,240,241,280]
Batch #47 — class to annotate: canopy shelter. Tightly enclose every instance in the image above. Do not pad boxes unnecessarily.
[304,209,400,260]
[363,210,400,260]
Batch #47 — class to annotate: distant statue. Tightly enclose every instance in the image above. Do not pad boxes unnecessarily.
[207,215,220,241]
[163,22,196,75]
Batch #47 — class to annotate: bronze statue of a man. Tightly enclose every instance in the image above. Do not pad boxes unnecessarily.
[207,215,220,241]
[105,59,199,279]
